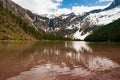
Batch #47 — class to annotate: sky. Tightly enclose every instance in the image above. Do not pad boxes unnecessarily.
[12,0,113,16]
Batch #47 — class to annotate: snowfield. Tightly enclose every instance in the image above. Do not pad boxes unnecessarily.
[73,6,120,40]
[73,30,90,40]
[84,6,120,26]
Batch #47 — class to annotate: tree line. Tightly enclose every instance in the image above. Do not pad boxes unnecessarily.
[85,19,120,42]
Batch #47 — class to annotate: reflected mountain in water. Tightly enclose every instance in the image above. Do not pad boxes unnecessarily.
[2,41,119,80]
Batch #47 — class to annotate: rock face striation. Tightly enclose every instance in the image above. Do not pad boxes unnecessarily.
[1,0,120,40]
[1,0,49,30]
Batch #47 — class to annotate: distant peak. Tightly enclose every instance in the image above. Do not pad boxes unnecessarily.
[103,0,120,11]
[113,0,120,5]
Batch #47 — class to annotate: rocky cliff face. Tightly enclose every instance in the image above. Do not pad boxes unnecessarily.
[1,0,49,30]
[72,0,120,40]
[48,13,80,29]
[1,0,120,40]
[2,0,33,23]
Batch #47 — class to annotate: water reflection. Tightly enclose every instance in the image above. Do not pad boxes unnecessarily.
[0,41,120,80]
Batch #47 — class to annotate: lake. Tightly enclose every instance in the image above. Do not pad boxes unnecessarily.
[0,41,120,80]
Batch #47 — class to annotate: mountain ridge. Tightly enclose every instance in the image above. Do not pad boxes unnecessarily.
[1,0,120,41]
[0,1,34,40]
[85,18,120,42]
[1,0,49,30]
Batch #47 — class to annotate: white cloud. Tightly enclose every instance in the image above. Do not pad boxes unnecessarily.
[12,0,110,16]
[55,0,63,3]
[71,5,107,15]
[12,0,62,14]
[99,0,113,3]
[52,5,108,15]
[52,8,72,15]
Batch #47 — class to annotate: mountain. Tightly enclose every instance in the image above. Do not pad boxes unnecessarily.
[0,0,51,40]
[85,19,120,42]
[1,0,120,41]
[83,0,120,42]
[0,1,33,40]
[0,0,72,40]
[48,13,78,29]
[71,0,120,40]
[46,0,120,40]
[2,0,49,30]
[104,0,120,10]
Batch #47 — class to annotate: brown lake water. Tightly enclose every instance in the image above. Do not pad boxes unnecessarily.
[0,41,120,80]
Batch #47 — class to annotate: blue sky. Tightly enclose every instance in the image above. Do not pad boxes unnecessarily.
[61,0,111,8]
[12,0,113,15]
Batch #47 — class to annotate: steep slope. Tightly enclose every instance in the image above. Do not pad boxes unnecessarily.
[47,0,120,40]
[0,1,48,40]
[104,0,120,10]
[2,0,49,30]
[48,13,78,29]
[73,0,120,40]
[82,6,120,26]
[0,1,34,40]
[1,0,120,41]
[0,0,72,41]
[85,19,120,42]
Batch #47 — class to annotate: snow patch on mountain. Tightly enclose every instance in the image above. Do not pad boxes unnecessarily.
[61,15,69,19]
[55,27,60,31]
[66,22,81,29]
[84,6,120,26]
[73,30,90,40]
[70,17,77,22]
